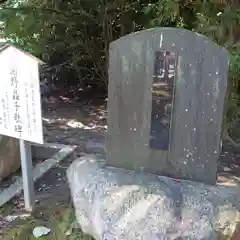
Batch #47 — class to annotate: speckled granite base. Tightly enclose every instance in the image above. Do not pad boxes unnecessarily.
[67,155,240,240]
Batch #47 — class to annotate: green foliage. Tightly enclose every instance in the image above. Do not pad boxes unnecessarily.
[0,0,240,135]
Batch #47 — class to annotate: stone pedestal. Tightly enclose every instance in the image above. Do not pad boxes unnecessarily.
[67,155,240,240]
[0,135,20,181]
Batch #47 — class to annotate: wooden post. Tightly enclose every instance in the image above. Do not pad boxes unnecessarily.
[19,139,35,212]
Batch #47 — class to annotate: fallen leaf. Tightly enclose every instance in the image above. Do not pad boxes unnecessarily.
[4,213,30,222]
[33,226,51,238]
[65,227,72,236]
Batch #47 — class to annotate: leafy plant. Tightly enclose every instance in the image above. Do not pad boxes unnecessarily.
[1,0,240,140]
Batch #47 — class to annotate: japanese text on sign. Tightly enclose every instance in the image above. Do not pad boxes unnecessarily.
[0,46,43,144]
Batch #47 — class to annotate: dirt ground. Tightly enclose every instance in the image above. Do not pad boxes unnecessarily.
[1,95,240,239]
[0,96,106,239]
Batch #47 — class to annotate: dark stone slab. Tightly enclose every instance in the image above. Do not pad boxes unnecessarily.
[106,27,228,185]
[149,50,176,150]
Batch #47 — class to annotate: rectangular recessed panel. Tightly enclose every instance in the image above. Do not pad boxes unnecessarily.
[149,50,177,150]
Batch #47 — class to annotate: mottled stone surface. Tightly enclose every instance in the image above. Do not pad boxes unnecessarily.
[68,155,240,240]
[0,135,20,181]
[107,27,228,184]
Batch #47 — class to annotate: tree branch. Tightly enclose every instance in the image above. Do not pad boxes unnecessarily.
[1,6,98,23]
[0,0,7,5]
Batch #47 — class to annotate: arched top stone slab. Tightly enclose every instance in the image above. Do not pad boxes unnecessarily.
[110,27,228,58]
[106,27,229,185]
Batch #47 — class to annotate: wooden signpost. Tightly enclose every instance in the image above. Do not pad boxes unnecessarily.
[0,44,44,212]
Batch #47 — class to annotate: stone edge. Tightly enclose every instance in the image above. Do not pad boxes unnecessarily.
[0,142,77,207]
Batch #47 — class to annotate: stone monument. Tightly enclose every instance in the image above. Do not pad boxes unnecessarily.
[68,28,240,240]
[0,135,20,182]
[107,27,228,185]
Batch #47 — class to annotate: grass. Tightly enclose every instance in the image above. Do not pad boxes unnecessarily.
[0,202,14,216]
[2,204,94,240]
[2,200,240,240]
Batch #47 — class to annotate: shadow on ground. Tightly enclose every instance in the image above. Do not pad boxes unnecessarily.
[1,94,240,239]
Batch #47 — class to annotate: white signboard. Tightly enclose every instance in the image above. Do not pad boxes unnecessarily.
[0,46,43,144]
